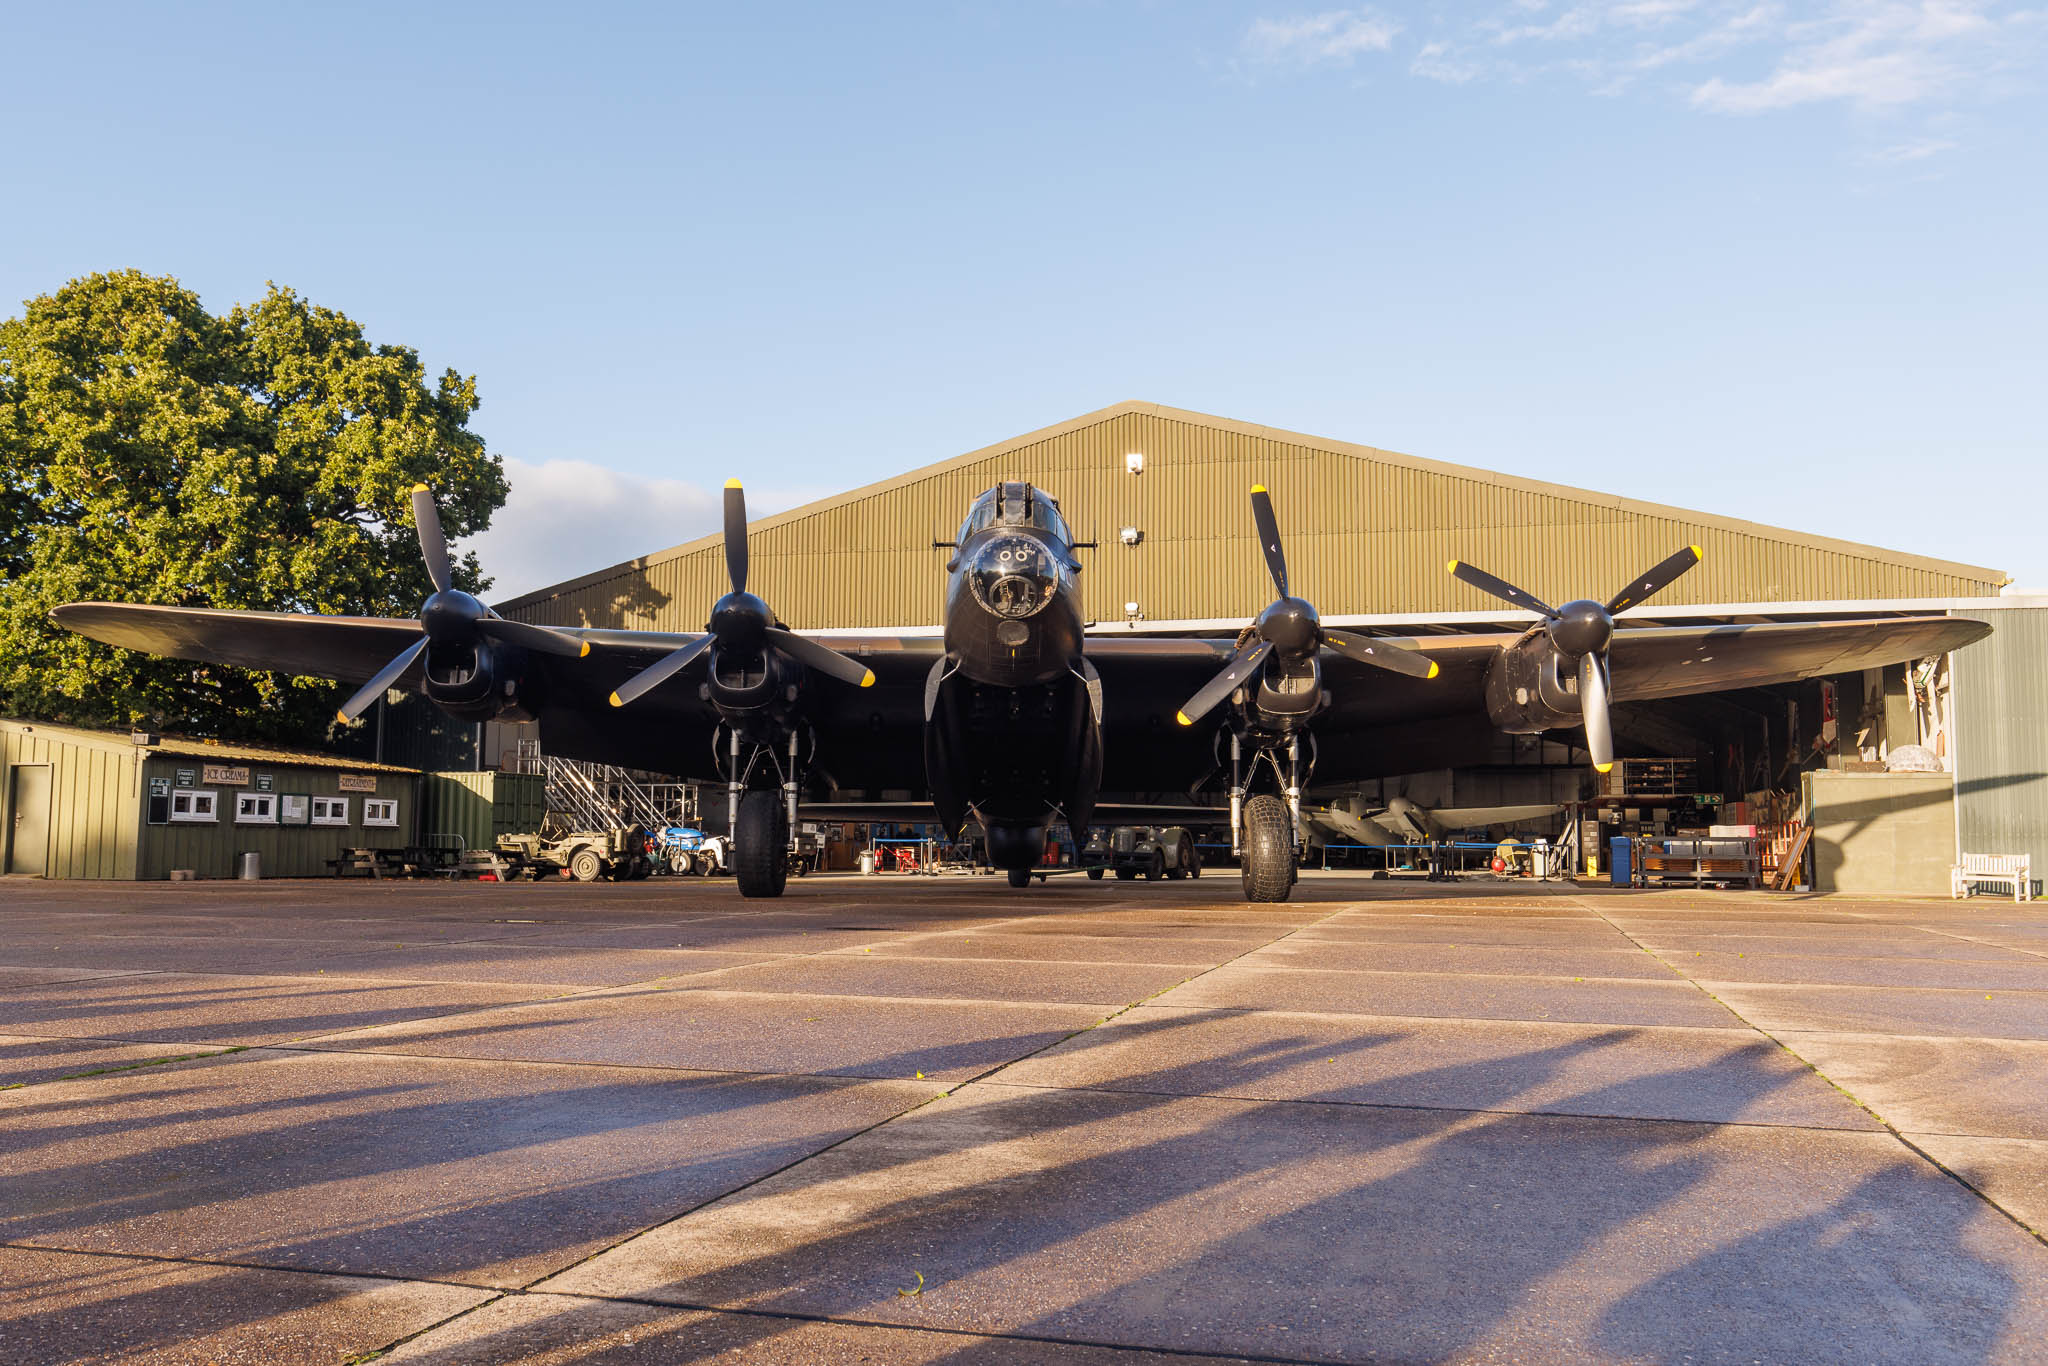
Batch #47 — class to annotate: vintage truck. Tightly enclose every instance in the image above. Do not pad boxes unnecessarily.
[1083,826,1202,881]
[490,826,653,882]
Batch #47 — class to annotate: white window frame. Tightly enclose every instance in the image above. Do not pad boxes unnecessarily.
[311,796,351,827]
[235,792,278,825]
[170,789,218,823]
[362,798,399,828]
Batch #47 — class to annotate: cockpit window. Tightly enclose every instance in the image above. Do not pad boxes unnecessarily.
[958,483,1069,543]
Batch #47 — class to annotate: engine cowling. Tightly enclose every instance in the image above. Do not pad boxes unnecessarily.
[1482,635,1584,734]
[421,638,534,722]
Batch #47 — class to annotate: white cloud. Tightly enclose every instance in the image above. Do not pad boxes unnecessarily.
[467,458,824,603]
[1688,1,2007,111]
[1245,9,1402,64]
[1863,133,1959,157]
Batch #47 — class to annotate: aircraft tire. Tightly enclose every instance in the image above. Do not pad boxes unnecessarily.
[1241,795,1296,903]
[734,792,789,899]
[1007,866,1033,889]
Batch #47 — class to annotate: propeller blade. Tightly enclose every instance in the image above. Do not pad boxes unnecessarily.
[608,633,714,708]
[723,479,748,595]
[1323,629,1440,680]
[1249,485,1288,599]
[765,627,876,688]
[335,637,428,725]
[1577,651,1614,773]
[478,616,591,660]
[410,485,453,595]
[1175,638,1274,727]
[1447,560,1556,618]
[1606,544,1703,614]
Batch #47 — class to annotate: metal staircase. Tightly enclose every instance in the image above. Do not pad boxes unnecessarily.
[538,754,700,835]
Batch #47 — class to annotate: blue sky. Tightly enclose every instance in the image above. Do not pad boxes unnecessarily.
[4,1,2042,598]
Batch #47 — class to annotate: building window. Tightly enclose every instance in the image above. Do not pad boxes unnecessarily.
[362,798,399,828]
[311,796,351,826]
[235,792,277,824]
[170,790,218,823]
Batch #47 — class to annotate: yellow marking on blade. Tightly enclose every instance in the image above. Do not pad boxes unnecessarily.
[860,670,876,688]
[1175,710,1192,726]
[1594,762,1614,773]
[335,710,350,725]
[411,483,429,493]
[579,640,591,657]
[1689,544,1703,559]
[608,691,623,707]
[1426,661,1440,679]
[725,478,742,489]
[1446,559,1460,573]
[1250,483,1267,494]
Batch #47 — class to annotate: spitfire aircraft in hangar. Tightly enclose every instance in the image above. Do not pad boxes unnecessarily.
[56,479,1990,901]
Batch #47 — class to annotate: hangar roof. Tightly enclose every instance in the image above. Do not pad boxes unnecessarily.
[500,401,2006,632]
[0,719,420,773]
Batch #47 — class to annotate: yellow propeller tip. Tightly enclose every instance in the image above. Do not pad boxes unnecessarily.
[608,692,623,708]
[411,483,429,493]
[334,711,350,725]
[724,478,742,489]
[1689,544,1703,559]
[1445,559,1460,574]
[860,670,876,688]
[1250,483,1267,494]
[1426,661,1440,679]
[1175,710,1192,727]
[1593,762,1614,774]
[579,640,591,657]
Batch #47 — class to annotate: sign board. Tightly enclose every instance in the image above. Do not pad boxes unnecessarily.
[149,777,170,798]
[175,767,196,788]
[337,774,377,793]
[255,772,274,792]
[202,764,250,786]
[279,794,310,826]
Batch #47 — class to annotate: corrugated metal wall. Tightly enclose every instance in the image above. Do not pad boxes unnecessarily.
[137,758,416,880]
[1953,606,2048,884]
[420,771,545,853]
[0,724,140,879]
[504,405,2003,631]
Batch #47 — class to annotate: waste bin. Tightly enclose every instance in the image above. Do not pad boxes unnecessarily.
[858,850,876,875]
[237,851,262,881]
[1609,837,1631,887]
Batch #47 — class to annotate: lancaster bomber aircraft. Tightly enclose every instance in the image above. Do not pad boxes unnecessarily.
[56,480,1989,901]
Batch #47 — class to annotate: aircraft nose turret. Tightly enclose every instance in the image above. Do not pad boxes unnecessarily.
[966,533,1057,620]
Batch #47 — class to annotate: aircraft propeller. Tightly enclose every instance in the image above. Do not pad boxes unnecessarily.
[608,479,874,707]
[1176,485,1438,727]
[1445,545,1703,772]
[336,485,591,724]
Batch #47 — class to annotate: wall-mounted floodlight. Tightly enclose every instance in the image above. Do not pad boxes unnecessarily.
[1123,601,1142,620]
[1125,452,1145,475]
[1119,526,1142,546]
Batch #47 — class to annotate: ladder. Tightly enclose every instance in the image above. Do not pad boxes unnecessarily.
[539,755,699,834]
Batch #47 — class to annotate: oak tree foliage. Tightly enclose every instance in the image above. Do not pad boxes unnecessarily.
[0,270,508,742]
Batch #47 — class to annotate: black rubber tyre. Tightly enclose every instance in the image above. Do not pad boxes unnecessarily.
[1086,867,1104,880]
[569,848,605,883]
[1146,848,1166,881]
[1007,866,1033,889]
[1240,794,1296,903]
[1114,866,1137,881]
[628,859,651,881]
[1186,835,1201,879]
[734,792,789,899]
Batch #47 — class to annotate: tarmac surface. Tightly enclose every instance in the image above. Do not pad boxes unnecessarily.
[2,870,2045,1364]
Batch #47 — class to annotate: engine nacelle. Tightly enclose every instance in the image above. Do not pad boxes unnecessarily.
[421,638,535,723]
[1482,635,1583,734]
[701,644,803,734]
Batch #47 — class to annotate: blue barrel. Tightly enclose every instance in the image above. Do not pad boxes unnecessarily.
[1609,836,1632,887]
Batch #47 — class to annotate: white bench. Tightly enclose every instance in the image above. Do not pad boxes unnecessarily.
[1952,853,2033,902]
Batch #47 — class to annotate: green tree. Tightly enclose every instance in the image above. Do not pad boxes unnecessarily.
[0,270,507,742]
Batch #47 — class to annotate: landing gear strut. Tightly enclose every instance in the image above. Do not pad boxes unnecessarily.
[1228,730,1304,904]
[722,725,807,900]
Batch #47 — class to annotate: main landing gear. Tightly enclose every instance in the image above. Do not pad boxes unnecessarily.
[724,726,804,900]
[1227,731,1303,904]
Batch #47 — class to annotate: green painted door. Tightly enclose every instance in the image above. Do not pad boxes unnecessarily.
[7,765,51,876]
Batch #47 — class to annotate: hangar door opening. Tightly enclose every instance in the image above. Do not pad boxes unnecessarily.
[7,765,51,876]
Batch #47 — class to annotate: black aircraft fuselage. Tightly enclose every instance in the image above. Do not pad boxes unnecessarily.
[927,482,1100,871]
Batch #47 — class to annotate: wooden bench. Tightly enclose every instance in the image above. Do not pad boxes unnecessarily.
[1952,853,2033,903]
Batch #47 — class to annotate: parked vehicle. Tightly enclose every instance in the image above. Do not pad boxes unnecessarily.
[653,826,729,876]
[1084,826,1201,881]
[493,826,652,881]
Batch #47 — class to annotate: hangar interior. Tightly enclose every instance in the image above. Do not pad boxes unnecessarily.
[490,402,2033,895]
